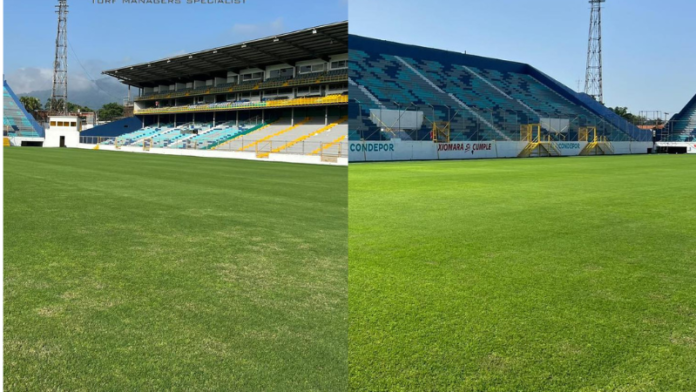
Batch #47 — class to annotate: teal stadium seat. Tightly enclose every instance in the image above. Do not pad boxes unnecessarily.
[3,81,43,139]
[666,94,696,142]
[348,35,650,142]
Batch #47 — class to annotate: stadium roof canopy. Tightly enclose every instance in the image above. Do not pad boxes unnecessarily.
[103,21,347,88]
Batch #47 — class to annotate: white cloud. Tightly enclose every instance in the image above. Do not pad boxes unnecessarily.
[5,68,54,94]
[6,67,99,94]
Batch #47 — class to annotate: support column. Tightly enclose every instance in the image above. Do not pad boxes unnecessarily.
[193,112,196,126]
[291,107,295,126]
[174,114,177,127]
[262,109,265,123]
[236,111,239,127]
[158,115,160,127]
[325,106,328,126]
[213,111,216,127]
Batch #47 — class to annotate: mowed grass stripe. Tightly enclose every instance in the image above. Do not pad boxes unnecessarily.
[349,155,696,392]
[4,148,347,391]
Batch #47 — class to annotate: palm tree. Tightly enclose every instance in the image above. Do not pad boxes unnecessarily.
[45,97,66,112]
[19,96,41,119]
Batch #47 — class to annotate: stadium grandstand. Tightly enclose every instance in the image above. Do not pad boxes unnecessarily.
[90,21,348,163]
[348,35,653,161]
[3,80,45,147]
[663,93,696,142]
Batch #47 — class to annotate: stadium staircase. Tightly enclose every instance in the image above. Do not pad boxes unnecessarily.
[257,116,348,158]
[196,121,272,150]
[152,123,215,148]
[210,120,276,150]
[580,138,614,156]
[310,134,346,157]
[238,117,311,152]
[394,56,511,140]
[517,124,562,158]
[517,141,562,158]
[132,125,190,147]
[167,124,221,148]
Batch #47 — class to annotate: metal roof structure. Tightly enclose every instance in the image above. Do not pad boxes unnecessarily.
[103,21,347,88]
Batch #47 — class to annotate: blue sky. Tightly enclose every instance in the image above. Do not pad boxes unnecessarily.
[4,0,693,115]
[350,0,696,116]
[3,0,347,94]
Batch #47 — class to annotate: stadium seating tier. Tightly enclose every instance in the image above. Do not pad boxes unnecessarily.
[348,35,650,142]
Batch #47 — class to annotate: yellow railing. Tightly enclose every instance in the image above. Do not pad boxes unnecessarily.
[265,95,347,108]
[135,95,347,115]
[240,118,311,152]
[257,116,347,158]
[310,135,346,155]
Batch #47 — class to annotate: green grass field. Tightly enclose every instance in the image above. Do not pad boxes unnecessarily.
[349,155,696,391]
[4,148,347,391]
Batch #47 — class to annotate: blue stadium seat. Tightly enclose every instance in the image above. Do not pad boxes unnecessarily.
[666,94,696,142]
[3,81,44,139]
[348,36,651,142]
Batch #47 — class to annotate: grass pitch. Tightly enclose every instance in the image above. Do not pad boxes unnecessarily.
[4,148,347,391]
[350,155,696,391]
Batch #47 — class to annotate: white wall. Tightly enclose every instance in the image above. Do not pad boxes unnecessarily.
[44,116,81,148]
[656,142,696,154]
[6,136,44,146]
[349,140,654,162]
[77,144,346,166]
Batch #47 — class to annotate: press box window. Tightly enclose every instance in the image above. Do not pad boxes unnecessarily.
[269,68,293,78]
[331,60,347,69]
[299,64,325,74]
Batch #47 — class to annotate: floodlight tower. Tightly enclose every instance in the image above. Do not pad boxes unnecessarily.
[584,0,605,104]
[50,0,69,114]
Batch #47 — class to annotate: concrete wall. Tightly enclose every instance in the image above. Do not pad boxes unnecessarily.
[44,116,81,148]
[349,140,654,162]
[77,144,346,166]
[656,142,696,154]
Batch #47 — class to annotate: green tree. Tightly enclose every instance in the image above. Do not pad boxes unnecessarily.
[66,102,93,113]
[44,97,65,111]
[19,96,41,119]
[19,96,41,112]
[98,103,124,122]
[610,107,638,124]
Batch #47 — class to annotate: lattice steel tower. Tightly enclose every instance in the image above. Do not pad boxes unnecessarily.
[584,0,605,104]
[50,0,69,114]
